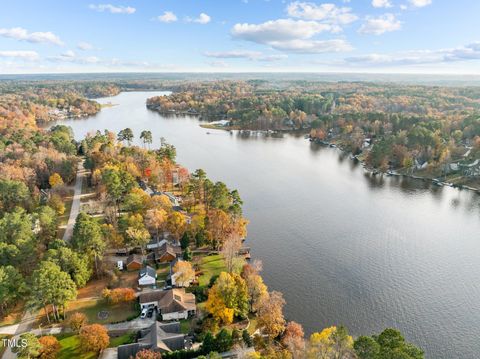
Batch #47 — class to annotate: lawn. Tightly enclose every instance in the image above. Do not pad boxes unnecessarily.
[65,299,139,324]
[56,334,97,359]
[156,263,171,284]
[197,254,227,288]
[179,319,191,334]
[108,332,136,347]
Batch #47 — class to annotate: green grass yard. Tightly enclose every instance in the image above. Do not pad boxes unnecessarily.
[197,254,227,288]
[65,299,139,325]
[108,332,136,347]
[56,334,97,359]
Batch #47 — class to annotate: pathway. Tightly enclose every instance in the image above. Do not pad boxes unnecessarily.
[62,159,87,242]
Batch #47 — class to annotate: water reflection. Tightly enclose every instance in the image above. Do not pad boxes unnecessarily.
[52,92,480,359]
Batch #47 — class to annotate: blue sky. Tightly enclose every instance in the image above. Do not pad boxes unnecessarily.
[0,0,479,74]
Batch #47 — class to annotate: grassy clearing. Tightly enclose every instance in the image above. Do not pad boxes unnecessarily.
[197,254,226,288]
[65,299,139,324]
[56,334,97,359]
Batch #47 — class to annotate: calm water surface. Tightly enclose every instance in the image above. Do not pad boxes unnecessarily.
[54,91,480,359]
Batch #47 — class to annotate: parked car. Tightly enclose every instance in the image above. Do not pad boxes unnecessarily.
[140,308,148,319]
[147,307,154,318]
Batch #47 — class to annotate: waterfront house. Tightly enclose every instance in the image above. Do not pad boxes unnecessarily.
[138,288,196,320]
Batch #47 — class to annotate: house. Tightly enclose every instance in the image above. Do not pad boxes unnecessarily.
[154,243,181,263]
[147,238,167,250]
[138,265,157,286]
[138,288,196,320]
[461,159,480,177]
[126,254,144,271]
[117,322,185,359]
[414,158,429,170]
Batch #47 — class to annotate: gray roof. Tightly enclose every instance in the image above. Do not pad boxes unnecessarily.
[140,265,156,278]
[117,322,185,358]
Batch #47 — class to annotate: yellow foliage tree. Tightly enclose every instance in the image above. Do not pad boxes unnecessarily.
[49,173,64,188]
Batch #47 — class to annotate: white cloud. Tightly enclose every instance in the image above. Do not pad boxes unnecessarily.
[204,50,288,61]
[77,41,94,50]
[269,39,352,53]
[89,4,136,14]
[358,14,402,35]
[232,19,336,42]
[400,4,408,10]
[286,2,358,25]
[344,42,480,66]
[186,13,211,24]
[157,11,177,23]
[372,0,393,8]
[231,19,352,54]
[0,27,63,46]
[0,50,39,61]
[408,0,432,7]
[49,50,100,64]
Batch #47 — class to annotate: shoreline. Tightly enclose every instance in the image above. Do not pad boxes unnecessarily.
[309,137,480,194]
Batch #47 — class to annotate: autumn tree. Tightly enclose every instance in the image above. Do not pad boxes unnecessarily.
[38,336,61,359]
[103,287,136,304]
[241,265,268,312]
[145,208,167,238]
[307,326,354,359]
[79,324,110,353]
[136,349,162,359]
[166,211,187,240]
[173,260,195,287]
[256,291,286,339]
[205,272,249,325]
[49,173,64,188]
[282,321,305,359]
[68,312,87,333]
[221,232,242,273]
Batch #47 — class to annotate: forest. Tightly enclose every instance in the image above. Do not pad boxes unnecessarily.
[146,80,480,188]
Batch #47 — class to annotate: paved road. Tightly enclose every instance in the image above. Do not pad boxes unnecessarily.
[63,159,87,242]
[1,311,37,359]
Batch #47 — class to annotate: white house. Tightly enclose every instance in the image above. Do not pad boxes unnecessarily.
[138,266,157,286]
[138,288,196,320]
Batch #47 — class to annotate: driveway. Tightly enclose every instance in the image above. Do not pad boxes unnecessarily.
[63,159,87,242]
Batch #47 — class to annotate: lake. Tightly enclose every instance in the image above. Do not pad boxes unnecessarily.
[53,91,480,358]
